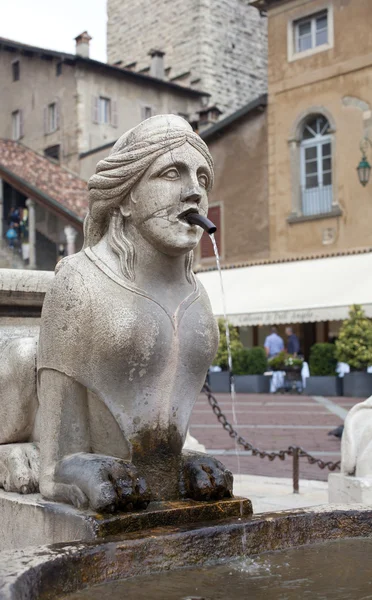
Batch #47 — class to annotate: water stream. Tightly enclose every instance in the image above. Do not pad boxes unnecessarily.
[210,234,245,544]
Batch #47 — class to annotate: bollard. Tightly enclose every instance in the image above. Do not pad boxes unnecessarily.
[292,447,300,494]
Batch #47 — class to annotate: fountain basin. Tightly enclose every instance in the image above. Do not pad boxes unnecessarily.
[2,505,372,599]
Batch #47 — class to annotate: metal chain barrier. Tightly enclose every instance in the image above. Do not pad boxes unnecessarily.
[202,382,340,494]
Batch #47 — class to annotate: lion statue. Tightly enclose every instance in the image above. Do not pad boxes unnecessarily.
[0,115,233,512]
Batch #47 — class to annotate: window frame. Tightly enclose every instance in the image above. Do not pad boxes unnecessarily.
[12,110,22,140]
[98,96,111,124]
[300,117,333,217]
[12,60,20,82]
[48,102,57,133]
[140,104,156,121]
[287,5,333,62]
[287,108,340,224]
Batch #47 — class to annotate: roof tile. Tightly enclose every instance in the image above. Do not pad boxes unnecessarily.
[0,139,88,220]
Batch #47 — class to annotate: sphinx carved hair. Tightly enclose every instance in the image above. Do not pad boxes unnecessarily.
[86,115,214,282]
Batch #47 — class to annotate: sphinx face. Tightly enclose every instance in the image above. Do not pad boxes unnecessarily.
[127,143,212,257]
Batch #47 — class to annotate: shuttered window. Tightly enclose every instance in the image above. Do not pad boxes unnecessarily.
[12,110,23,140]
[92,96,118,127]
[200,205,221,259]
[44,101,60,134]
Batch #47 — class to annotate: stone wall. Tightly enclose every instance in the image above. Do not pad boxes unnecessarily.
[76,66,203,163]
[107,0,268,116]
[0,51,80,173]
[194,106,269,268]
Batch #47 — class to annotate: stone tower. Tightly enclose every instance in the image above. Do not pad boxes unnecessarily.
[107,0,267,117]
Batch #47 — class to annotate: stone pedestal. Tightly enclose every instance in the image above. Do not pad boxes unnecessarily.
[328,472,372,504]
[0,489,252,552]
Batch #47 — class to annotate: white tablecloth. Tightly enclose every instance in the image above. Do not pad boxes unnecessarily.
[270,362,310,392]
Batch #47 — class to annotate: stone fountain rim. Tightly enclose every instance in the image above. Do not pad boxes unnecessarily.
[2,504,372,600]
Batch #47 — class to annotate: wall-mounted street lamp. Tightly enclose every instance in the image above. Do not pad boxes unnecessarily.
[357,137,372,187]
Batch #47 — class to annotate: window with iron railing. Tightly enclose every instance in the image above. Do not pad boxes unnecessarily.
[300,115,332,216]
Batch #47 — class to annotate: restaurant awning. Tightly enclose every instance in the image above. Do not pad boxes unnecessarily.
[196,252,372,326]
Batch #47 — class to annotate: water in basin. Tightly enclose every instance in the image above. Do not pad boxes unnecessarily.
[61,537,372,599]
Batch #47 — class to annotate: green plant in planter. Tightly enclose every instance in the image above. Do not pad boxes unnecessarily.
[268,351,287,371]
[335,304,372,371]
[212,319,244,372]
[240,346,268,375]
[309,343,337,376]
[268,351,303,371]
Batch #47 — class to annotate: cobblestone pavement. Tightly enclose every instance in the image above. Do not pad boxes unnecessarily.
[189,393,360,481]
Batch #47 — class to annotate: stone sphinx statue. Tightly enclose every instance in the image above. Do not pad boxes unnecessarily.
[341,396,372,478]
[0,115,233,512]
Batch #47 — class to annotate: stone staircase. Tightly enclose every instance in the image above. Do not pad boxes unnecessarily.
[0,241,26,269]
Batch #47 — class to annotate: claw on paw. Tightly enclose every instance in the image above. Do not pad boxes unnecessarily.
[181,451,233,501]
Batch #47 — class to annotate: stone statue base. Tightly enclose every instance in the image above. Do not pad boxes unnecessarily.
[0,490,252,552]
[328,472,372,504]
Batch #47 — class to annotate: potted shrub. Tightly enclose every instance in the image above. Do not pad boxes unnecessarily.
[306,343,342,396]
[268,351,303,372]
[235,347,270,393]
[335,304,372,398]
[209,319,243,393]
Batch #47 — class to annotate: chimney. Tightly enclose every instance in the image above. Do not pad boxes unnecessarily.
[149,49,165,79]
[75,31,92,58]
[197,105,223,131]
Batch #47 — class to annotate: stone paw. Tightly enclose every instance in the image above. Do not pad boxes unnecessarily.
[45,452,151,513]
[0,443,40,494]
[180,451,233,501]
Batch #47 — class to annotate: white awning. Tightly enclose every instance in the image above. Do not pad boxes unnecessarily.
[196,252,372,326]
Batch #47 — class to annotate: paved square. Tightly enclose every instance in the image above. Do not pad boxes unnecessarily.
[189,393,358,481]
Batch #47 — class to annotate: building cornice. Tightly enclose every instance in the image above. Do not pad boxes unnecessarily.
[0,36,209,99]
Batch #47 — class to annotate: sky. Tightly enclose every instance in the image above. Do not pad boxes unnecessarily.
[1,0,107,62]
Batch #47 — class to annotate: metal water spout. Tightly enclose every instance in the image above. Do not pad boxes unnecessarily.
[184,212,217,234]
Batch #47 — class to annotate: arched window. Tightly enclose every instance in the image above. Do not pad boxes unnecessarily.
[300,115,332,216]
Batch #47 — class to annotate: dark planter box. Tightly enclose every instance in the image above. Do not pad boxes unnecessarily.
[305,376,343,397]
[235,375,271,394]
[343,372,372,398]
[208,371,231,393]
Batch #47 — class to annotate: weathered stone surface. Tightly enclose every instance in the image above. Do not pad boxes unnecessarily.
[328,472,372,504]
[0,115,232,514]
[341,395,372,478]
[2,505,372,600]
[0,490,251,551]
[107,0,267,116]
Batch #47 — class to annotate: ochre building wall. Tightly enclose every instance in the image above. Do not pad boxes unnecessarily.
[267,0,372,258]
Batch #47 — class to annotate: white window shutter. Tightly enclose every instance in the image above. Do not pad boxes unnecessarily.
[111,99,118,127]
[56,100,60,130]
[19,110,24,138]
[43,106,48,134]
[92,96,99,123]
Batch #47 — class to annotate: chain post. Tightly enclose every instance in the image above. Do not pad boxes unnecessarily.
[202,382,340,480]
[292,447,300,494]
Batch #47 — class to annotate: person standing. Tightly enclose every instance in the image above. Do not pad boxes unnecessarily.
[285,326,300,356]
[264,326,284,358]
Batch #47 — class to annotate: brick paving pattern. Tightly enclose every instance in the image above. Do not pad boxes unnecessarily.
[190,393,360,481]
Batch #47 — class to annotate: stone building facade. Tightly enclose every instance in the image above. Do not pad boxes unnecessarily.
[0,37,207,178]
[107,0,268,116]
[252,0,372,258]
[194,95,269,268]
